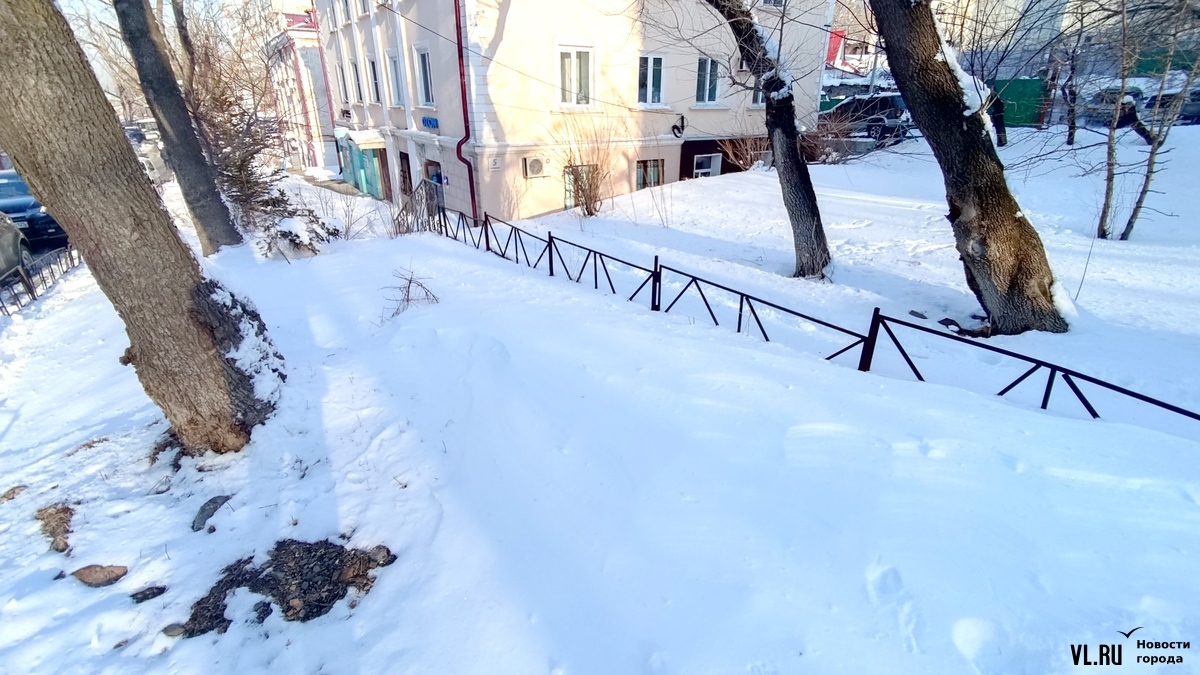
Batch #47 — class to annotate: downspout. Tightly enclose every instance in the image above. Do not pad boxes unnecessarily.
[452,0,480,221]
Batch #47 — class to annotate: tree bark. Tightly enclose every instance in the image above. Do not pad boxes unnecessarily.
[112,0,241,255]
[989,96,1008,147]
[0,0,282,453]
[701,0,830,278]
[869,0,1068,334]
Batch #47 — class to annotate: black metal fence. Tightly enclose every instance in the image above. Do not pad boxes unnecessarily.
[417,207,1200,438]
[0,246,81,316]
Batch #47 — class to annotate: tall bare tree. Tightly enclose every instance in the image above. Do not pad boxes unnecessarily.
[0,0,283,453]
[112,0,242,254]
[638,0,830,278]
[869,0,1069,334]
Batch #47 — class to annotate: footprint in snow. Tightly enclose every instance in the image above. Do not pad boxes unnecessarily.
[828,219,873,230]
[866,559,925,654]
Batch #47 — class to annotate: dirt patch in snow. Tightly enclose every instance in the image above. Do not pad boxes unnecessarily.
[170,539,396,637]
[35,502,74,553]
[0,485,26,503]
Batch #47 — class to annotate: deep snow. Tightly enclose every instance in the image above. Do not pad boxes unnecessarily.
[0,128,1197,674]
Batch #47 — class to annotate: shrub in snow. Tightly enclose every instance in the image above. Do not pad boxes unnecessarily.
[384,269,439,318]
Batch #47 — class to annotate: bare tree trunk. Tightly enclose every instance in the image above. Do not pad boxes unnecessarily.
[170,0,196,105]
[989,96,1008,147]
[1062,52,1078,145]
[112,0,241,255]
[0,0,282,454]
[700,0,831,278]
[869,0,1068,334]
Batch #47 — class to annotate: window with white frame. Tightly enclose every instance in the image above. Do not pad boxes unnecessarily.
[638,55,663,105]
[559,47,592,105]
[693,153,722,178]
[351,61,364,102]
[389,55,403,106]
[695,57,720,104]
[416,48,435,106]
[752,78,766,106]
[636,159,663,190]
[341,0,350,21]
[337,63,349,103]
[761,0,784,7]
[358,0,369,15]
[368,59,382,103]
[564,164,597,209]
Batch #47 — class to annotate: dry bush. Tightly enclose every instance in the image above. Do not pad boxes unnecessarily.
[35,503,74,553]
[551,115,625,217]
[384,268,439,317]
[717,135,772,170]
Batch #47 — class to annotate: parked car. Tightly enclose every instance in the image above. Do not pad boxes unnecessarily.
[1144,89,1200,125]
[818,93,913,141]
[0,212,33,281]
[0,170,67,245]
[139,157,164,187]
[123,124,147,145]
[1082,87,1145,126]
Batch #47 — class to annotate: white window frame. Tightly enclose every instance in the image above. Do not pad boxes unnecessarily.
[415,47,435,107]
[350,60,364,103]
[340,0,350,22]
[336,63,349,103]
[693,153,722,178]
[636,159,663,190]
[761,0,785,7]
[358,0,370,16]
[368,58,382,103]
[696,56,721,104]
[388,53,404,106]
[638,54,664,106]
[752,78,767,107]
[557,45,594,107]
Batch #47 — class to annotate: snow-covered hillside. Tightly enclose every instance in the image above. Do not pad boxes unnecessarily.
[0,129,1197,674]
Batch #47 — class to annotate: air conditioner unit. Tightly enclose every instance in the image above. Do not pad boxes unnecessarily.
[522,156,549,178]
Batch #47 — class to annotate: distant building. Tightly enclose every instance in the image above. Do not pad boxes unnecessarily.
[268,0,337,170]
[311,0,834,219]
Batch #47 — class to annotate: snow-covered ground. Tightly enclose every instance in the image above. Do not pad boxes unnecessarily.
[0,128,1197,674]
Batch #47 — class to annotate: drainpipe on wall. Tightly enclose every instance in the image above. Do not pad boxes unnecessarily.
[452,0,480,221]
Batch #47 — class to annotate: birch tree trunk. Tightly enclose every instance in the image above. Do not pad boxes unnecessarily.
[112,0,241,255]
[0,0,282,454]
[701,0,831,278]
[869,0,1069,334]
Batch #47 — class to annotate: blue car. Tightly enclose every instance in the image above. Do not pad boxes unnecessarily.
[0,169,67,245]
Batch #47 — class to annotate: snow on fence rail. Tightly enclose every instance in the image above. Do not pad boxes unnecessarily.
[0,246,81,316]
[418,207,1200,439]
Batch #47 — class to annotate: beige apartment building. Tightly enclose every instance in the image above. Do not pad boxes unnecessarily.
[268,0,338,171]
[314,0,834,220]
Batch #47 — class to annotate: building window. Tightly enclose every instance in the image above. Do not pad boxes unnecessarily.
[398,151,413,195]
[638,55,663,105]
[337,63,349,102]
[761,0,784,6]
[564,164,596,209]
[341,0,350,21]
[559,48,592,105]
[693,153,722,178]
[696,57,719,103]
[389,55,403,106]
[358,0,369,14]
[351,61,364,102]
[636,159,663,190]
[752,78,767,106]
[369,59,382,103]
[416,48,435,106]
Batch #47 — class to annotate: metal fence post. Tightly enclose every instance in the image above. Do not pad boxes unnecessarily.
[651,255,661,311]
[483,213,491,252]
[548,232,555,277]
[17,267,36,301]
[857,307,882,372]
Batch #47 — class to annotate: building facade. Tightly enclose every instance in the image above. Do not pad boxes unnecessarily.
[313,0,834,219]
[268,0,338,171]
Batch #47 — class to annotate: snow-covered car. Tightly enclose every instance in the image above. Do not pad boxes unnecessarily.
[1144,89,1200,125]
[0,170,67,245]
[1082,87,1145,126]
[0,212,33,282]
[818,93,913,142]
